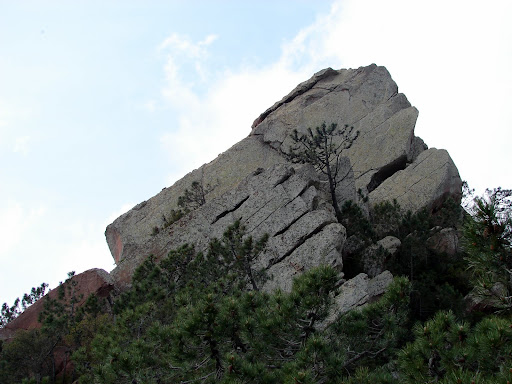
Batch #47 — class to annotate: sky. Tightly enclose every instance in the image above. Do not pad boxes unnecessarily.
[1,0,511,307]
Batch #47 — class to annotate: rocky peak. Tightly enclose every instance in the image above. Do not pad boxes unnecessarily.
[104,64,461,295]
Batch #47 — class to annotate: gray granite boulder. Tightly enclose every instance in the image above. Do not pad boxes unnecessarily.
[322,270,394,327]
[427,227,460,256]
[368,148,462,214]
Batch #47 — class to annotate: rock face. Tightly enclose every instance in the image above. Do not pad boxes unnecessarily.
[110,163,346,291]
[368,148,462,213]
[105,137,287,264]
[105,64,462,296]
[427,227,460,256]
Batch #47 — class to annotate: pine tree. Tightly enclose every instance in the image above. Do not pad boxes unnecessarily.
[463,187,512,312]
[178,179,214,212]
[0,282,48,327]
[207,220,268,291]
[286,122,359,222]
[398,310,512,383]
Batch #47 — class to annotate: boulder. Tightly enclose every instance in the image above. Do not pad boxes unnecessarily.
[0,269,114,379]
[369,148,462,214]
[426,227,459,256]
[262,222,346,292]
[322,270,394,326]
[361,236,401,278]
[0,269,114,342]
[465,282,509,313]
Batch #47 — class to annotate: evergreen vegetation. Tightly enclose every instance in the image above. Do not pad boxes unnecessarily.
[462,187,512,313]
[286,122,359,222]
[151,179,215,236]
[1,187,511,383]
[1,283,48,327]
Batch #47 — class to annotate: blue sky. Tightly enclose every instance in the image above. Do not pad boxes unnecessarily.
[1,0,511,307]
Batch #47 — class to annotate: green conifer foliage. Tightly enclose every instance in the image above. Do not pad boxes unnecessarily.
[398,311,512,383]
[0,283,48,327]
[286,122,359,222]
[463,187,512,313]
[10,187,512,383]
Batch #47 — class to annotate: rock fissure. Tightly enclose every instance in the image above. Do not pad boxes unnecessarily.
[251,68,338,129]
[272,209,310,237]
[356,110,402,141]
[367,155,408,193]
[270,218,335,267]
[312,85,336,92]
[272,169,295,188]
[386,91,399,101]
[244,196,293,234]
[211,195,250,224]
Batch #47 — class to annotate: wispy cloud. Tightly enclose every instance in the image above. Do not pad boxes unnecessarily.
[157,30,319,184]
[158,33,218,55]
[157,0,512,193]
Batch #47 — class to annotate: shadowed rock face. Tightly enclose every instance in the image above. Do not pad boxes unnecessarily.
[106,64,462,291]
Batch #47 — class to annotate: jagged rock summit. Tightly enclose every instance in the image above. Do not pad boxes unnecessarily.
[105,64,462,292]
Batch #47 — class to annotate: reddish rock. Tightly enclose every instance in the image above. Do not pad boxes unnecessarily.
[0,268,114,348]
[0,268,114,381]
[0,268,113,341]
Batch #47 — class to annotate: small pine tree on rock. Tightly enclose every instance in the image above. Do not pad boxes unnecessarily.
[286,122,359,222]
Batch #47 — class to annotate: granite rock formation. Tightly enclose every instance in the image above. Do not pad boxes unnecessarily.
[1,64,464,383]
[4,64,463,339]
[106,64,462,291]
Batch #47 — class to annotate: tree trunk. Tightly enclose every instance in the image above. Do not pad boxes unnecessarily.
[325,160,342,222]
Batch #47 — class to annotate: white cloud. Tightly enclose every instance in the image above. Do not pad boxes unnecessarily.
[158,30,322,184]
[159,0,511,193]
[158,33,218,55]
[13,135,31,155]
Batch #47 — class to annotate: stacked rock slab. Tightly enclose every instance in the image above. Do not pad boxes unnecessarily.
[106,64,462,292]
